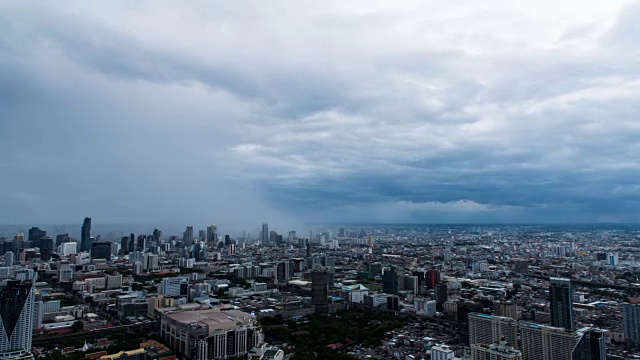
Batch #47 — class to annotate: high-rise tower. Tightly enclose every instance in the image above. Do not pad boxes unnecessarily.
[550,277,574,330]
[623,303,640,350]
[311,269,328,314]
[81,217,92,252]
[468,313,518,348]
[261,223,269,244]
[0,279,35,359]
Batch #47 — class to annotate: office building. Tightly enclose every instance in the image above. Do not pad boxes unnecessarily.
[60,242,77,256]
[382,267,398,295]
[160,306,262,359]
[261,223,269,244]
[520,322,577,360]
[158,276,189,297]
[12,234,24,251]
[81,217,91,252]
[468,313,518,348]
[471,342,522,360]
[38,236,54,261]
[572,327,606,360]
[4,252,13,268]
[311,269,329,314]
[27,227,46,248]
[206,224,217,244]
[608,253,619,266]
[549,277,574,330]
[183,226,194,246]
[0,279,35,360]
[426,269,441,289]
[623,303,640,350]
[435,283,448,308]
[55,233,70,247]
[90,241,112,261]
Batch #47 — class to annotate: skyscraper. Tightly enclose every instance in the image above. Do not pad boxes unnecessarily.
[468,313,518,348]
[311,269,329,314]
[0,279,35,359]
[206,224,217,244]
[434,283,448,309]
[183,226,194,246]
[27,227,46,248]
[38,236,54,261]
[572,327,606,360]
[550,277,574,330]
[382,266,398,295]
[81,217,92,252]
[12,234,24,251]
[623,303,640,350]
[55,233,70,247]
[426,269,441,289]
[91,242,112,261]
[261,223,268,244]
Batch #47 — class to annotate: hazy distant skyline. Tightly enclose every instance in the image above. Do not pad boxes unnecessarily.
[2,1,640,226]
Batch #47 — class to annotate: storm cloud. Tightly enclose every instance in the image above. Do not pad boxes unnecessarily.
[1,0,640,228]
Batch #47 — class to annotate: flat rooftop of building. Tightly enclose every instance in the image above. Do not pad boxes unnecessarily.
[164,307,253,331]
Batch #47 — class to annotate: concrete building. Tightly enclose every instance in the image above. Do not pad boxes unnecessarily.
[494,300,518,320]
[471,342,522,360]
[431,344,456,360]
[158,277,189,297]
[0,279,35,360]
[161,307,262,359]
[520,322,577,360]
[469,313,518,348]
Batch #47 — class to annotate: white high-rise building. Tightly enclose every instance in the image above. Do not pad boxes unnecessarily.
[520,322,578,360]
[0,278,36,360]
[469,313,518,349]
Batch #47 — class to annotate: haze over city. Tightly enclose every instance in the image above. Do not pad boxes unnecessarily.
[2,1,640,227]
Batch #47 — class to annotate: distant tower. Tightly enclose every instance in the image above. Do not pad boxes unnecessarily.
[81,217,92,252]
[0,279,36,359]
[207,225,217,244]
[183,226,194,246]
[550,277,574,330]
[261,223,269,244]
[4,252,13,267]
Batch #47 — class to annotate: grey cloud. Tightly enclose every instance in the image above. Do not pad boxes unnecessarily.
[1,1,640,226]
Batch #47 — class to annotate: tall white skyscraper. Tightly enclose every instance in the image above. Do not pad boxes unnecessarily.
[0,279,36,359]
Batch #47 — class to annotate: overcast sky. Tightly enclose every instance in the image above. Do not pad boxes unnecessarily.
[1,1,640,228]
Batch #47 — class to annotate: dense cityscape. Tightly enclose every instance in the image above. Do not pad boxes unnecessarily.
[0,221,639,359]
[3,0,640,359]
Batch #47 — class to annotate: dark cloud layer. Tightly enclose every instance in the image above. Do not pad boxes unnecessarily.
[1,1,640,228]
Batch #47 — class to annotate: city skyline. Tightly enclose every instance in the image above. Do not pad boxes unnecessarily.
[2,1,640,225]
